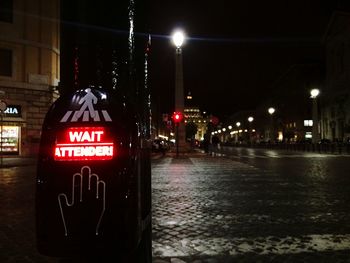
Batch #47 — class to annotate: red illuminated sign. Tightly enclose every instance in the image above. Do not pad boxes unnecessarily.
[54,127,114,161]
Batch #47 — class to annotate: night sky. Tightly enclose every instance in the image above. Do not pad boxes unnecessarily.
[149,0,338,120]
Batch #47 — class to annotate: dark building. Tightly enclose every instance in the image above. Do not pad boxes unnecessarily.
[322,10,350,142]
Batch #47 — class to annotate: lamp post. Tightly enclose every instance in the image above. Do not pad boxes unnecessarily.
[172,30,186,154]
[248,116,254,144]
[310,88,320,143]
[172,112,183,157]
[268,107,275,142]
[0,93,6,167]
[236,122,241,143]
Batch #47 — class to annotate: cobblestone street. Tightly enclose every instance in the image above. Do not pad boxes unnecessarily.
[151,153,350,262]
[1,151,350,262]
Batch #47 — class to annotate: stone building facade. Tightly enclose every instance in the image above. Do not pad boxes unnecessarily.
[321,11,350,142]
[0,0,60,156]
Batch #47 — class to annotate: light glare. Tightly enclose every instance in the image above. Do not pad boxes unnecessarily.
[310,88,320,98]
[172,30,185,48]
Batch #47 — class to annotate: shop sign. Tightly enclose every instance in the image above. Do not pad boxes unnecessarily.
[4,105,21,117]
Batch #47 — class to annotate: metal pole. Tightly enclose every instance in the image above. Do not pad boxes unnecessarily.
[270,115,274,143]
[176,123,179,157]
[175,47,185,153]
[1,112,3,167]
[249,124,252,145]
[312,98,319,143]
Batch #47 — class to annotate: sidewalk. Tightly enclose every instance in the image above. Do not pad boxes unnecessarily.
[1,148,206,168]
[151,148,207,160]
[0,156,37,168]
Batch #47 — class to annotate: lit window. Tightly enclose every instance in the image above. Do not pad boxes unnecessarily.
[305,132,312,139]
[304,120,313,127]
[0,49,12,77]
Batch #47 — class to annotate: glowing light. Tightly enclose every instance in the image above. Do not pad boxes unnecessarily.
[228,125,232,130]
[268,107,275,115]
[236,122,241,127]
[310,88,320,98]
[248,116,254,122]
[172,112,183,123]
[54,127,114,161]
[278,131,283,141]
[172,30,185,48]
[159,135,169,140]
[222,128,226,132]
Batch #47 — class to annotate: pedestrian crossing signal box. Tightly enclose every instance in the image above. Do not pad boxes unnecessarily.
[35,87,152,260]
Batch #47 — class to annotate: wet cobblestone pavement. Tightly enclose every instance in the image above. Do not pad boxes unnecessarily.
[151,154,350,262]
[1,152,350,262]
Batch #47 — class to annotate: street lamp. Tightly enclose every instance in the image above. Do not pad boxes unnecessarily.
[172,30,185,48]
[310,88,320,143]
[268,107,275,115]
[236,122,241,143]
[268,107,275,142]
[248,116,254,144]
[172,29,186,154]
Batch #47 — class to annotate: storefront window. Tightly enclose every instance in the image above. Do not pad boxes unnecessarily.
[0,126,19,154]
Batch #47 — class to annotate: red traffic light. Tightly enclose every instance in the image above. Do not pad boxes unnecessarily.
[172,112,183,123]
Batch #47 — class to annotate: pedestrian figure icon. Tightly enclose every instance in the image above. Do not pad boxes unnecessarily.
[60,88,112,123]
[75,88,97,119]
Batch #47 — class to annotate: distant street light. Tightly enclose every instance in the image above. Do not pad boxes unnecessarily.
[310,88,320,143]
[248,116,254,144]
[172,29,186,155]
[268,107,275,142]
[310,88,320,99]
